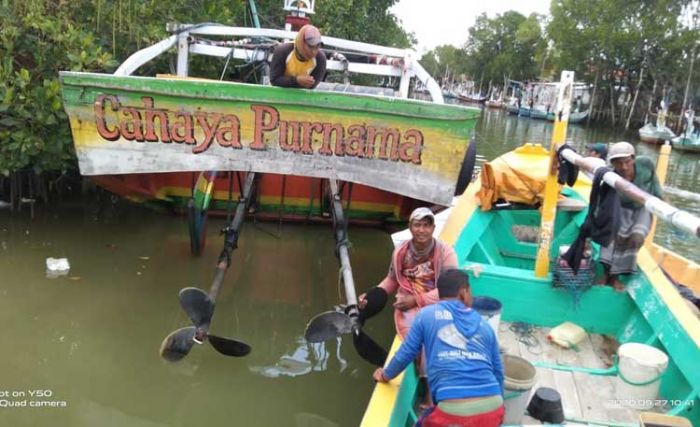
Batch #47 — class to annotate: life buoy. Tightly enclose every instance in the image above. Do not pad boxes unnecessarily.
[454,137,477,196]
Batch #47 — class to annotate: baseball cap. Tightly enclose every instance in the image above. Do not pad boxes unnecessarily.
[409,207,435,223]
[303,25,322,47]
[586,142,608,159]
[607,141,635,162]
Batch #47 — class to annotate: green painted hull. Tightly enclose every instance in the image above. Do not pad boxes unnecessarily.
[59,72,480,207]
[370,187,699,427]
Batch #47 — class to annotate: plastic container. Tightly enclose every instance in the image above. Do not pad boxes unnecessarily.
[502,354,537,424]
[616,343,669,409]
[527,387,565,423]
[472,296,502,333]
[547,321,587,349]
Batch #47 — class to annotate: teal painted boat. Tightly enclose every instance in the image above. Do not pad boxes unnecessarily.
[362,143,700,427]
[673,110,700,153]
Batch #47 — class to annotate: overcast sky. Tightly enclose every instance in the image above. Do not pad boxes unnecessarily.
[391,0,552,54]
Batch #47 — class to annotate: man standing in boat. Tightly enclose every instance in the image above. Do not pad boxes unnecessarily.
[600,142,662,290]
[358,207,457,337]
[270,24,327,89]
[358,207,457,407]
[373,269,505,427]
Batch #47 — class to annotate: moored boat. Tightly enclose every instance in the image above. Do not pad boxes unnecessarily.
[59,24,480,227]
[672,110,700,153]
[361,77,699,426]
[640,122,677,144]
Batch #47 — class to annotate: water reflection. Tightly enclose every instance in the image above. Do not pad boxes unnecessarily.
[250,336,347,378]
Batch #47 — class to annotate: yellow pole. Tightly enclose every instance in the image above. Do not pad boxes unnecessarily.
[534,71,574,278]
[645,141,672,247]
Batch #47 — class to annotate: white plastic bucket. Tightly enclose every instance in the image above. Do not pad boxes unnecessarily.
[615,343,669,409]
[503,354,537,424]
[472,296,502,333]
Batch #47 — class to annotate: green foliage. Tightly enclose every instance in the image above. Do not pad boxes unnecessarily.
[547,0,696,105]
[0,1,116,175]
[421,11,546,91]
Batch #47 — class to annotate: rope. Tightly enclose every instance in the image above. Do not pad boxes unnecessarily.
[509,322,542,355]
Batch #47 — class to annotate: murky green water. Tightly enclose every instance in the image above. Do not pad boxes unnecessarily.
[0,203,395,426]
[1,107,698,426]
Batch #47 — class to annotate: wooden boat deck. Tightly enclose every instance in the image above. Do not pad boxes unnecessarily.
[498,321,656,425]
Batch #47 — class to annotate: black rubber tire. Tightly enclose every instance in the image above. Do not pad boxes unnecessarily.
[188,201,207,257]
[454,137,477,196]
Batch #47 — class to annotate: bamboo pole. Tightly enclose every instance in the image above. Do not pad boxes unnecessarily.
[557,146,700,239]
[645,141,672,247]
[625,66,644,130]
[680,42,697,133]
[609,81,616,125]
[534,71,574,278]
[587,67,600,125]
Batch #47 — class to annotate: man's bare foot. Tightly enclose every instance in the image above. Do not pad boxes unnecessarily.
[596,272,609,286]
[612,279,625,292]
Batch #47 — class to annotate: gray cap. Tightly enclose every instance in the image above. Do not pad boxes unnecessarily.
[409,207,435,223]
[607,141,635,162]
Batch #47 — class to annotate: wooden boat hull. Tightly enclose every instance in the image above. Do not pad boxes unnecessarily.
[547,110,588,124]
[362,145,699,426]
[639,123,676,143]
[60,72,480,221]
[91,171,425,224]
[672,135,700,153]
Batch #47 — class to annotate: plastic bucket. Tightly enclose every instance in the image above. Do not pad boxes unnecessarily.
[472,296,502,333]
[615,343,669,409]
[503,354,537,424]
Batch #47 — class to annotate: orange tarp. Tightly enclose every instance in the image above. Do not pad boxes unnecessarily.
[477,144,553,210]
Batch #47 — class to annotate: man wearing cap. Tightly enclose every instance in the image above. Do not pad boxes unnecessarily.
[581,143,608,180]
[373,269,504,427]
[586,143,608,160]
[359,207,458,337]
[357,206,458,407]
[270,24,326,89]
[600,142,662,290]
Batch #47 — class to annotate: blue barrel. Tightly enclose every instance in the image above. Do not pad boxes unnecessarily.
[472,296,503,332]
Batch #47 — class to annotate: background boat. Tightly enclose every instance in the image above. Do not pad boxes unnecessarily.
[672,110,700,153]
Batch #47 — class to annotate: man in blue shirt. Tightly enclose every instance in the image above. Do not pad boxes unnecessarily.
[373,268,504,426]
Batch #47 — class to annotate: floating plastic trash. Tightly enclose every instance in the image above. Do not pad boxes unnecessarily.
[46,257,70,278]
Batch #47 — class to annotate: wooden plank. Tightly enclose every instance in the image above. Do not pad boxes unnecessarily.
[514,328,551,426]
[579,334,640,423]
[536,327,584,420]
[497,322,522,357]
[60,72,479,206]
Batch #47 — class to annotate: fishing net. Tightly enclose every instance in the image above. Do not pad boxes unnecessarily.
[552,256,594,309]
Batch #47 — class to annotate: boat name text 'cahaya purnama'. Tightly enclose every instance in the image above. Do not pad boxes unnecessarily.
[94,95,424,164]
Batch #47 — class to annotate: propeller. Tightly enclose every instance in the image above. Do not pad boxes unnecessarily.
[159,173,256,362]
[303,179,389,366]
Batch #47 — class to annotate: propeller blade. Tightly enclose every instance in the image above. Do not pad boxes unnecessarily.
[304,311,353,343]
[159,326,197,362]
[179,287,213,328]
[208,334,252,357]
[352,328,388,367]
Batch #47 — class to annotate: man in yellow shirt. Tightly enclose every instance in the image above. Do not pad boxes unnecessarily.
[270,24,327,88]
